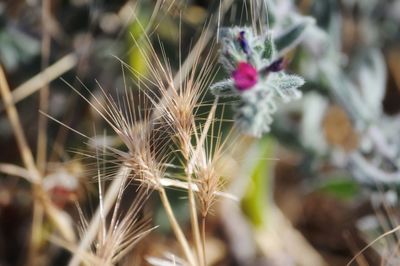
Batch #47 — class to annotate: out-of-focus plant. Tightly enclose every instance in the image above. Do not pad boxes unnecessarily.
[211,26,305,137]
[299,0,399,187]
[0,4,40,71]
[208,3,330,264]
[261,0,399,188]
[262,0,400,261]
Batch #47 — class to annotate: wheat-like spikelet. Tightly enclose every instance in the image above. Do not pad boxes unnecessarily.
[69,73,198,265]
[150,42,217,158]
[90,188,154,265]
[55,183,154,266]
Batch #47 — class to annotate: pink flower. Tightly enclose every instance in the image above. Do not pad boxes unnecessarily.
[232,62,258,91]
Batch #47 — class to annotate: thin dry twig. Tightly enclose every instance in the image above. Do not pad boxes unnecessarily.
[36,0,52,174]
[0,53,77,110]
[30,1,53,260]
[347,225,400,266]
[0,65,76,244]
[0,66,41,183]
[0,163,31,181]
[159,187,197,266]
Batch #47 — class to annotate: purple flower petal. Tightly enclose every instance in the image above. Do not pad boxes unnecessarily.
[238,31,250,54]
[232,62,258,91]
[265,57,284,72]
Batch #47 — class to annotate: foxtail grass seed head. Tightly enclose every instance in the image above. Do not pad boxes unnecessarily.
[71,180,153,266]
[211,27,305,137]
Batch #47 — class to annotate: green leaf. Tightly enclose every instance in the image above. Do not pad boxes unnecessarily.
[241,138,275,227]
[269,73,304,103]
[275,18,315,55]
[210,79,238,97]
[316,178,359,200]
[263,38,276,60]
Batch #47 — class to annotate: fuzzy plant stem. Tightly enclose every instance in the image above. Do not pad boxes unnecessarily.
[158,187,197,266]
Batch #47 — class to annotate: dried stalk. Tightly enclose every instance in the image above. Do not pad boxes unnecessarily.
[159,187,197,266]
[0,163,32,181]
[29,198,44,265]
[36,0,52,173]
[184,152,203,266]
[0,53,77,109]
[28,1,52,261]
[201,217,207,266]
[0,66,41,183]
[159,177,237,201]
[0,65,75,243]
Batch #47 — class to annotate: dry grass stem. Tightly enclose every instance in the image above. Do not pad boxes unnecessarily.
[3,53,77,108]
[30,3,53,258]
[0,65,76,244]
[347,225,400,266]
[159,187,197,266]
[36,0,52,174]
[0,163,32,181]
[0,65,41,183]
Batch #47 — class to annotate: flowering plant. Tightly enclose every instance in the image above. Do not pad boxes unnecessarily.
[211,27,305,137]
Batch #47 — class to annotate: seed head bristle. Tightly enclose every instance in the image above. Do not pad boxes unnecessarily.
[73,186,154,265]
[128,24,216,143]
[191,105,232,218]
